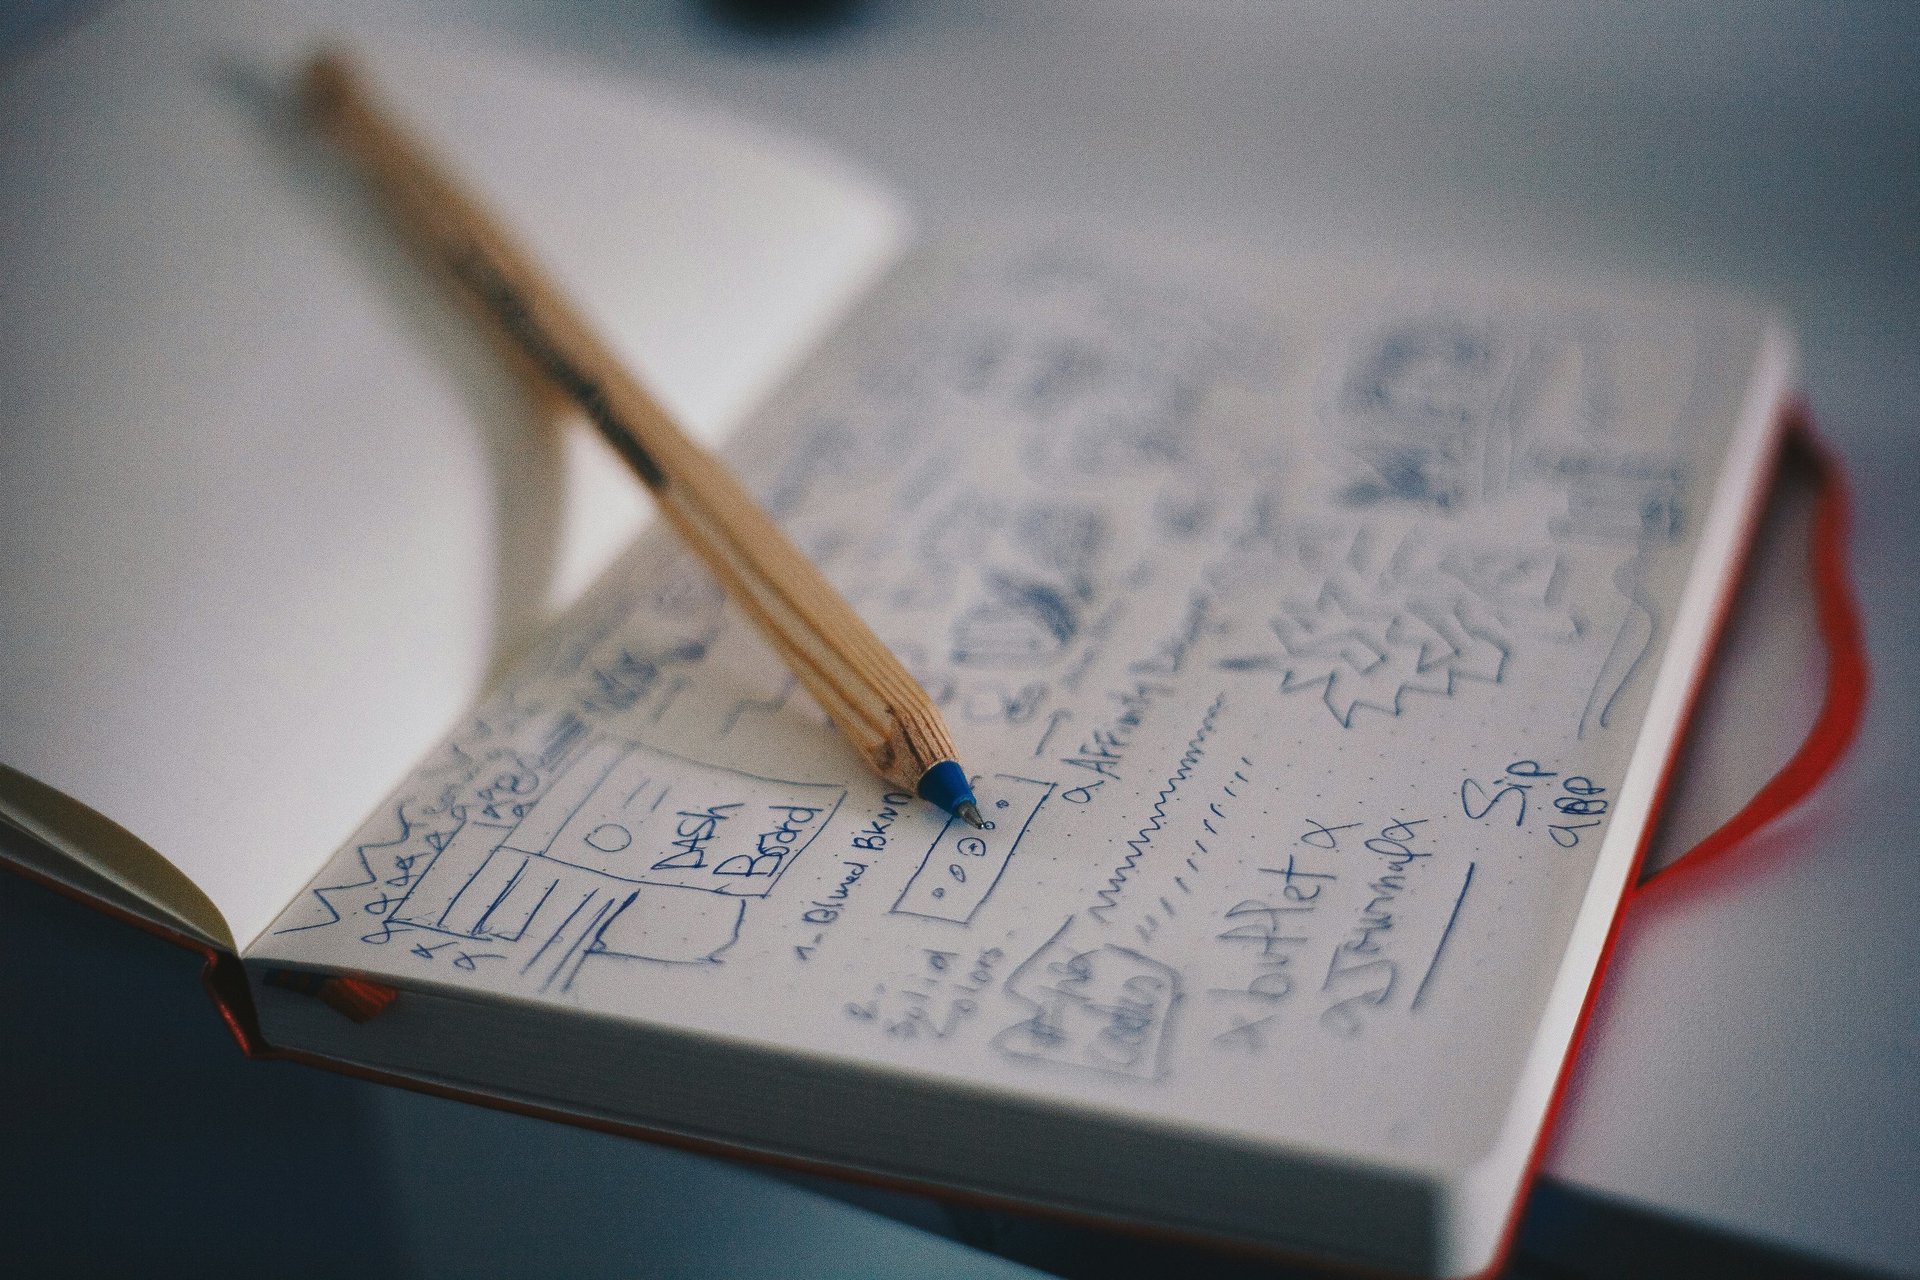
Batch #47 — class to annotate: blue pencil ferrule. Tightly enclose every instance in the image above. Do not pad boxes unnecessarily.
[917,760,977,821]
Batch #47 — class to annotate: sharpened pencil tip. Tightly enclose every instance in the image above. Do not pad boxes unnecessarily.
[956,800,986,829]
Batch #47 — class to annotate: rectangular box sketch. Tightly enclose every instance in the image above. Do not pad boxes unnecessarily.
[891,774,1054,925]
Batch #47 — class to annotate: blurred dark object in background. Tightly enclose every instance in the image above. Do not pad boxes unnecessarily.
[695,0,870,38]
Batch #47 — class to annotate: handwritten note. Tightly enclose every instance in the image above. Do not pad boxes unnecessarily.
[252,231,1762,1172]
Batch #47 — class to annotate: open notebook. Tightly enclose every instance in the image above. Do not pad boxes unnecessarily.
[0,7,1793,1277]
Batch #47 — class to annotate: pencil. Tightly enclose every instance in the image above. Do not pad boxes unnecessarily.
[302,50,984,829]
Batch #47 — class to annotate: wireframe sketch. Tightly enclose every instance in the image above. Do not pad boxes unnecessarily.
[278,716,844,994]
[991,915,1182,1082]
[1326,315,1525,511]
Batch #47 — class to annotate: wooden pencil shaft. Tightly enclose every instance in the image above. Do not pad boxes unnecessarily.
[302,51,961,792]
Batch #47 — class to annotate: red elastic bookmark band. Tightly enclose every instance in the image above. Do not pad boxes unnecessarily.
[1637,411,1869,896]
[264,969,399,1023]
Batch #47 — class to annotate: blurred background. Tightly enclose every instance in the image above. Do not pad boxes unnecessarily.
[4,2,1915,1277]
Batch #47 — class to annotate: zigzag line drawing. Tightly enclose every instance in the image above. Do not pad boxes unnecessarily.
[269,813,391,934]
[1216,526,1582,728]
[1262,602,1512,728]
[1088,691,1225,924]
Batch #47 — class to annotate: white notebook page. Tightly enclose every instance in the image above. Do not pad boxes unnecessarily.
[253,232,1782,1264]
